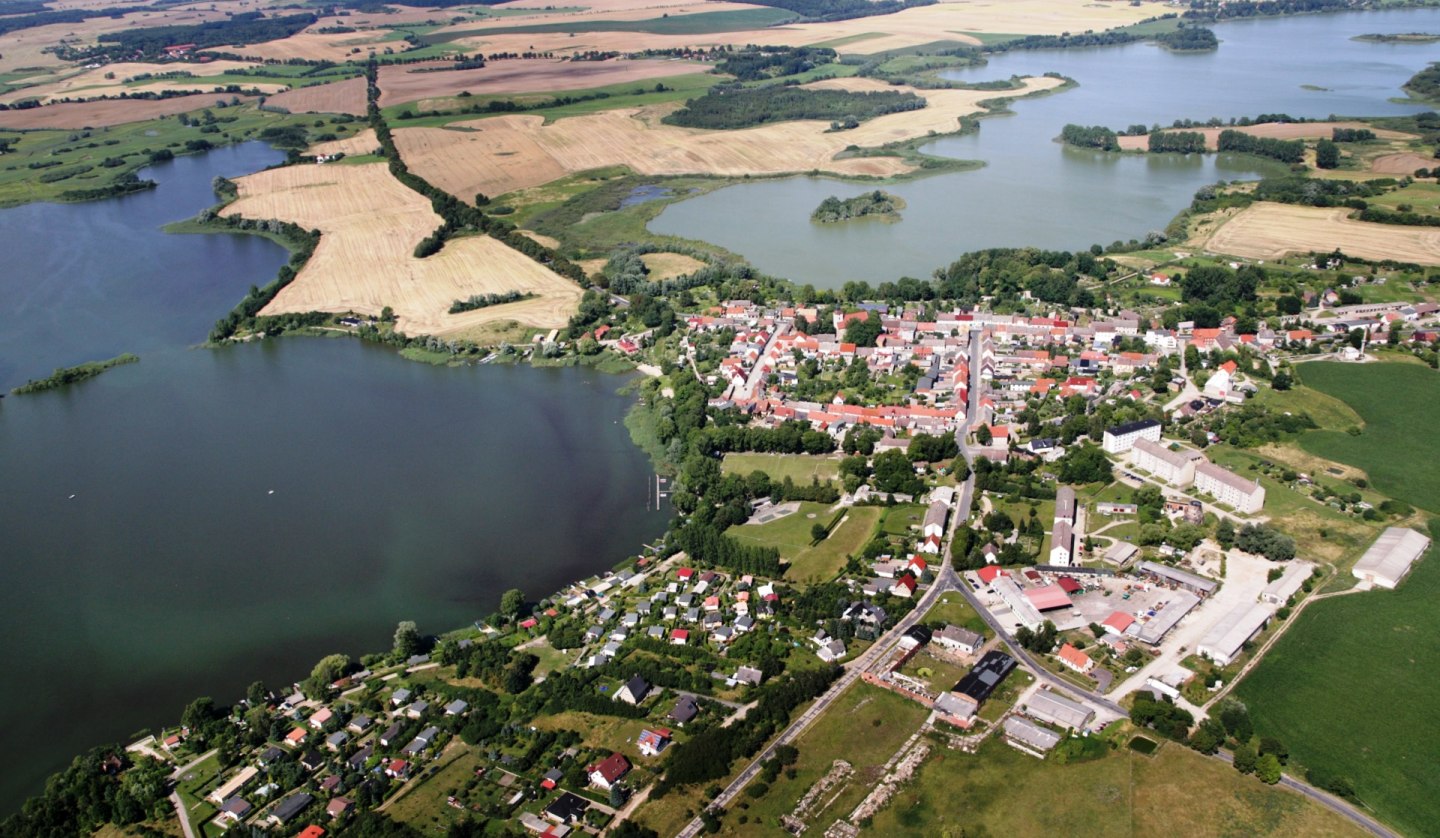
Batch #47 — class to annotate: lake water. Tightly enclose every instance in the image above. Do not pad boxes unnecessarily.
[650,8,1440,287]
[0,149,665,812]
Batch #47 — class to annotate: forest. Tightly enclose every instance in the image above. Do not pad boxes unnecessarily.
[1403,62,1440,102]
[91,12,318,59]
[1061,123,1120,151]
[1216,130,1305,163]
[715,45,838,81]
[741,0,934,23]
[664,85,924,130]
[811,190,904,223]
[1155,26,1219,50]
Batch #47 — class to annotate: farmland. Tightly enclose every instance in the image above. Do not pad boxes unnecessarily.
[1202,202,1440,264]
[222,162,582,334]
[392,76,1065,201]
[1294,361,1440,513]
[1115,121,1407,151]
[865,733,1366,836]
[1235,520,1440,838]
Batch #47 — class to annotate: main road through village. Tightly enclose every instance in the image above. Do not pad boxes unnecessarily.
[675,333,1395,838]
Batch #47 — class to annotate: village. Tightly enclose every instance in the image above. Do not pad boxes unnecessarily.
[116,289,1433,838]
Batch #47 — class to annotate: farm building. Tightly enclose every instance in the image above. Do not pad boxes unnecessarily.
[1024,689,1095,730]
[1351,527,1430,589]
[935,625,983,654]
[1260,560,1315,605]
[1025,584,1074,612]
[1138,561,1218,595]
[954,651,1017,703]
[1135,589,1202,645]
[1049,521,1075,567]
[1197,601,1275,666]
[993,576,1044,630]
[1003,716,1062,755]
[1104,541,1139,566]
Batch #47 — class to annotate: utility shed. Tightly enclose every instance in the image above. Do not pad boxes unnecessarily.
[1024,690,1095,730]
[1197,601,1275,666]
[1352,528,1430,589]
[1260,560,1314,605]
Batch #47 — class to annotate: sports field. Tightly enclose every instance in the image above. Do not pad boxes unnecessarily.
[1295,361,1440,513]
[727,500,880,584]
[1234,520,1440,838]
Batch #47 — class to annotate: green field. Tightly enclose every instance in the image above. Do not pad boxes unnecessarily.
[1234,520,1440,838]
[728,502,882,584]
[920,591,989,638]
[426,7,795,42]
[720,452,841,484]
[0,105,360,206]
[719,683,929,835]
[866,732,1366,836]
[1294,361,1440,512]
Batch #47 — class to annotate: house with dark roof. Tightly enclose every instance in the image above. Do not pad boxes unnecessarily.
[954,651,1017,703]
[668,695,699,725]
[219,797,252,822]
[615,675,651,706]
[268,792,313,826]
[544,791,590,824]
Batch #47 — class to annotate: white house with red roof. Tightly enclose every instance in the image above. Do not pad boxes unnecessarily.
[588,753,631,790]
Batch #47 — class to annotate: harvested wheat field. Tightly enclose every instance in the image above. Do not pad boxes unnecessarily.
[267,77,368,116]
[0,92,258,129]
[215,28,397,63]
[309,129,380,157]
[1203,202,1440,264]
[395,75,1062,199]
[1370,152,1436,174]
[1116,121,1409,151]
[224,162,582,334]
[0,59,262,106]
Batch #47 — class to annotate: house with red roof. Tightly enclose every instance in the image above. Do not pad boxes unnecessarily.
[637,728,672,757]
[977,565,1008,585]
[588,753,631,790]
[670,628,690,645]
[385,759,410,779]
[295,826,326,838]
[889,573,918,598]
[676,567,695,581]
[309,708,333,729]
[284,727,306,747]
[1057,643,1095,675]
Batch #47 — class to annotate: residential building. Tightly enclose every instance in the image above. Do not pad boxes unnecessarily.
[1056,643,1094,675]
[1194,462,1266,514]
[934,625,983,655]
[1130,438,1196,487]
[588,753,631,791]
[637,728,672,757]
[1102,419,1162,454]
[615,675,651,706]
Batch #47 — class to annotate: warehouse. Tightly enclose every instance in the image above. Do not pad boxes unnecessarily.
[1352,527,1430,589]
[993,576,1044,631]
[1138,561,1218,596]
[1260,560,1314,605]
[1024,689,1096,731]
[1003,716,1062,755]
[1135,589,1201,645]
[954,651,1017,703]
[1197,601,1275,666]
[1025,583,1074,612]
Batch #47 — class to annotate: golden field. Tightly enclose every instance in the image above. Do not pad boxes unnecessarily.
[393,75,1064,200]
[1202,201,1440,264]
[222,162,582,335]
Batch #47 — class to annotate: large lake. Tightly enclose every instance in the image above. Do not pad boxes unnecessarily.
[650,8,1440,287]
[0,149,665,812]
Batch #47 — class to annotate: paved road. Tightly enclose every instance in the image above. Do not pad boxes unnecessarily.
[166,748,217,838]
[1213,751,1399,838]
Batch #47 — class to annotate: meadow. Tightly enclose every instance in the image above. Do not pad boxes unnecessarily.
[726,500,881,584]
[720,452,841,484]
[1295,360,1440,513]
[866,733,1366,836]
[1234,520,1440,838]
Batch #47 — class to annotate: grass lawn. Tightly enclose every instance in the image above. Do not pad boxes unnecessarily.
[920,591,989,639]
[1253,380,1364,431]
[527,638,576,679]
[384,744,485,827]
[720,683,929,834]
[878,503,926,538]
[1293,361,1440,513]
[530,710,653,755]
[720,452,841,484]
[727,502,881,584]
[1234,519,1440,838]
[867,731,1365,836]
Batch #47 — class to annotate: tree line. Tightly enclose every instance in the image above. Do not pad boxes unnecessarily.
[1148,130,1207,154]
[715,45,838,81]
[448,290,536,314]
[1216,129,1305,163]
[664,85,924,130]
[1061,123,1120,151]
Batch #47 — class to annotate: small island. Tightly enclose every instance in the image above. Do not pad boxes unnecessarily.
[1154,26,1219,52]
[1353,32,1440,44]
[11,353,139,395]
[811,190,906,224]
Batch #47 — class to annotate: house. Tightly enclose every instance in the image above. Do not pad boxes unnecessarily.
[326,797,354,819]
[268,792,313,826]
[319,775,341,794]
[1056,643,1095,675]
[379,722,404,748]
[162,733,184,752]
[637,728,672,757]
[444,699,468,716]
[347,715,372,734]
[976,565,1008,586]
[544,792,591,825]
[258,746,285,767]
[1102,419,1162,454]
[347,745,373,771]
[934,625,983,655]
[540,768,563,790]
[816,638,847,663]
[670,628,690,645]
[668,695,699,726]
[404,700,430,719]
[384,759,410,779]
[309,708,333,729]
[324,730,348,752]
[889,573,918,598]
[219,797,253,823]
[300,750,325,772]
[296,827,326,838]
[616,675,651,706]
[899,625,932,651]
[588,753,631,790]
[733,666,764,686]
[390,688,411,707]
[284,727,307,748]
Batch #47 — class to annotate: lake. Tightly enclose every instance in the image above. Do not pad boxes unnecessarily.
[0,150,666,812]
[650,8,1440,287]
